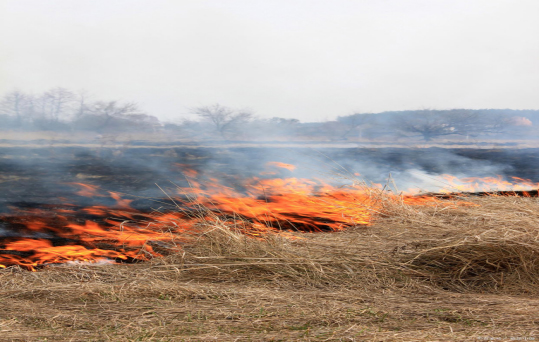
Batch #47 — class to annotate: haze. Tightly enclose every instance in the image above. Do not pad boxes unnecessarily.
[0,0,538,122]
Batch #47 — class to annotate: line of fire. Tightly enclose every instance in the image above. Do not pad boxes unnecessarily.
[1,158,537,271]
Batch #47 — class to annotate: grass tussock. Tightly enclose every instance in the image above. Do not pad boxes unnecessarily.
[399,225,538,293]
[385,196,539,294]
[152,217,391,289]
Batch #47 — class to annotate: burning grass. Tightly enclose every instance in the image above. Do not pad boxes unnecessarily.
[0,192,537,341]
[1,160,538,271]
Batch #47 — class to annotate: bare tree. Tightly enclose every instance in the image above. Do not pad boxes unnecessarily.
[43,87,75,122]
[78,101,142,132]
[74,90,91,119]
[25,87,76,130]
[0,90,29,126]
[192,104,253,139]
[397,110,455,141]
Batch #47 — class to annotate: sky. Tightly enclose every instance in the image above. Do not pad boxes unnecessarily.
[0,0,538,122]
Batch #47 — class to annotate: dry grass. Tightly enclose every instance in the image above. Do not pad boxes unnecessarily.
[380,196,539,295]
[0,130,538,149]
[0,195,538,341]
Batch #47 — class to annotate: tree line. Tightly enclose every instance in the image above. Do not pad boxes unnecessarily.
[0,88,161,133]
[1,88,537,141]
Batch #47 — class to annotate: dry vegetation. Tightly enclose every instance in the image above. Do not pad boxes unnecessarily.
[0,196,538,341]
[0,130,538,149]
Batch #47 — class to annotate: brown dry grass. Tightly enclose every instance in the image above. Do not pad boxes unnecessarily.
[0,130,538,149]
[0,196,538,341]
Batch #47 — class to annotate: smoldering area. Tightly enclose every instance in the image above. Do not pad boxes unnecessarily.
[0,145,537,214]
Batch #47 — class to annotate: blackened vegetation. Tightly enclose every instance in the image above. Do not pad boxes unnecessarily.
[0,146,537,211]
[418,190,539,199]
[269,214,339,232]
[0,145,538,267]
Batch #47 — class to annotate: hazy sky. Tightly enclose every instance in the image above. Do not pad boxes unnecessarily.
[0,0,538,122]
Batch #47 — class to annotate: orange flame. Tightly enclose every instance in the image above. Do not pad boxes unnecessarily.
[437,175,539,193]
[0,170,537,270]
[267,161,296,171]
[70,183,103,197]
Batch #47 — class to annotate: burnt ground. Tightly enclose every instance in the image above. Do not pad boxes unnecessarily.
[0,144,538,341]
[0,146,537,213]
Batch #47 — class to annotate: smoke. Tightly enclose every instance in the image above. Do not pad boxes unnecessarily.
[0,139,538,252]
[508,116,533,126]
[0,143,537,206]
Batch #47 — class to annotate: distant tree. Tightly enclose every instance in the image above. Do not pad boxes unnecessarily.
[192,104,253,139]
[242,117,300,141]
[335,113,374,140]
[123,113,162,132]
[269,117,300,125]
[26,87,76,130]
[308,113,374,141]
[74,90,91,119]
[174,119,211,139]
[43,87,75,122]
[162,122,183,131]
[73,101,144,132]
[396,110,455,141]
[0,88,167,133]
[0,90,30,127]
[395,109,507,141]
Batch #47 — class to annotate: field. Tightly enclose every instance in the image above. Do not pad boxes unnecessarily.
[0,141,538,341]
[0,195,538,341]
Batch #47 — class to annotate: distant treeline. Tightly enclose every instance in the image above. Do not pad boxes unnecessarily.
[1,88,538,142]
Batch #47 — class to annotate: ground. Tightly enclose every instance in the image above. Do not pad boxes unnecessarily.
[0,196,537,342]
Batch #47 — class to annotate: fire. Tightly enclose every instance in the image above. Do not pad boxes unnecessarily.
[437,175,539,194]
[175,176,380,231]
[0,204,190,270]
[267,161,296,171]
[71,182,102,197]
[0,164,537,270]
